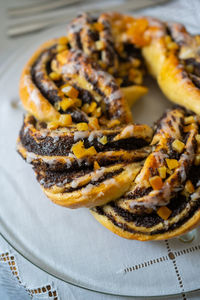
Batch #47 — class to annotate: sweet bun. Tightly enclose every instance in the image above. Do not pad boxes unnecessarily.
[17,12,200,240]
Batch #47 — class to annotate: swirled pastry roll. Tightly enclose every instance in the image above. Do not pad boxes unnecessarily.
[18,114,152,208]
[91,107,200,240]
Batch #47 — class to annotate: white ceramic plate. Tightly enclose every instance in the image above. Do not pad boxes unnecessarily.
[1,23,200,298]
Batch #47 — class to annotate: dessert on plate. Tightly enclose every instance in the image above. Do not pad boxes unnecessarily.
[17,12,200,240]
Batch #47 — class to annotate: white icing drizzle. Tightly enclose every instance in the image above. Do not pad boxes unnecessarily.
[197,180,200,187]
[109,90,122,101]
[70,179,80,188]
[191,188,200,201]
[129,199,156,210]
[53,136,59,143]
[98,191,104,197]
[121,125,134,136]
[88,132,97,142]
[66,158,72,168]
[96,70,113,86]
[81,183,94,195]
[67,17,85,34]
[92,168,106,182]
[62,63,78,75]
[42,157,57,165]
[24,125,31,134]
[74,131,88,141]
[40,131,48,138]
[103,178,118,187]
[26,152,37,163]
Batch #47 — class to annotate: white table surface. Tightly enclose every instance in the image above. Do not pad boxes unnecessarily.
[0,0,200,299]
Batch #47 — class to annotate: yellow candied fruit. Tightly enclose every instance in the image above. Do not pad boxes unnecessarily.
[71,141,97,159]
[184,116,195,124]
[56,50,68,64]
[183,123,196,132]
[48,121,59,130]
[48,115,72,130]
[59,114,72,126]
[149,176,163,190]
[57,44,67,53]
[92,107,102,118]
[127,18,149,47]
[93,22,104,32]
[88,117,100,130]
[58,36,68,45]
[185,180,195,194]
[157,206,172,220]
[49,72,61,81]
[94,161,100,170]
[82,103,90,114]
[60,98,76,111]
[195,134,200,144]
[167,42,178,51]
[99,136,108,145]
[107,119,120,128]
[95,40,106,51]
[61,85,79,98]
[172,139,185,153]
[158,166,167,179]
[77,122,88,131]
[166,168,173,175]
[166,158,179,170]
[195,154,200,165]
[89,102,97,113]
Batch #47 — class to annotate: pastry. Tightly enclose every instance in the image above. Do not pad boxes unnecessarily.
[91,108,200,240]
[17,12,200,240]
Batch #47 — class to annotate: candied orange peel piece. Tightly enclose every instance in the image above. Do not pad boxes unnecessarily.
[99,136,108,145]
[157,206,172,220]
[77,122,88,131]
[61,85,79,98]
[185,180,195,194]
[149,176,163,190]
[72,141,97,159]
[158,166,167,179]
[60,98,76,111]
[172,139,185,153]
[94,161,100,170]
[166,158,179,170]
[88,117,100,130]
[127,18,149,47]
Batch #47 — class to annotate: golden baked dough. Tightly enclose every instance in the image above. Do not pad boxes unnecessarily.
[18,115,152,208]
[17,12,200,240]
[91,108,200,240]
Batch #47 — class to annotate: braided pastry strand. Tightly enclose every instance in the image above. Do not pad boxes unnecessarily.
[18,18,153,208]
[17,12,200,240]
